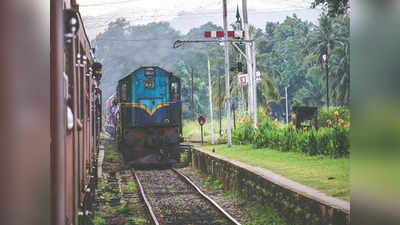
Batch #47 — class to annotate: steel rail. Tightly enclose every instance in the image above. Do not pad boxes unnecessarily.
[172,168,242,225]
[133,172,160,225]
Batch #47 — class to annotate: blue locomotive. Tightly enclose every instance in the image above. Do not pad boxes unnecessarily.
[115,66,183,164]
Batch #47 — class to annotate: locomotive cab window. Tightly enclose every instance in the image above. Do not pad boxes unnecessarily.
[170,82,180,102]
[144,68,155,79]
[121,83,128,101]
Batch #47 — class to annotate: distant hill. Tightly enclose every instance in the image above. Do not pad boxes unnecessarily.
[83,8,321,39]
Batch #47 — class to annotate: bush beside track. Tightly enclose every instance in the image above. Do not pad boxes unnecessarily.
[233,107,350,158]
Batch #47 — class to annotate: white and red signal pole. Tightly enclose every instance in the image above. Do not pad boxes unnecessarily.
[222,0,232,147]
[172,0,258,146]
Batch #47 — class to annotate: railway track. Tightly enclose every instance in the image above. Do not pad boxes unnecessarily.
[134,169,242,225]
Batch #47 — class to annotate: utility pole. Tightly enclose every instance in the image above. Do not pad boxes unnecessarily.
[191,66,195,121]
[242,0,253,117]
[218,64,222,137]
[223,0,232,147]
[285,87,289,124]
[208,56,215,145]
[252,41,257,128]
[242,0,257,128]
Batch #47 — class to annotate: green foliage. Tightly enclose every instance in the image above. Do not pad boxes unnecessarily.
[126,216,147,225]
[125,181,137,193]
[312,0,350,17]
[118,202,129,214]
[95,12,350,121]
[92,211,107,225]
[97,181,107,190]
[204,176,223,190]
[233,109,350,158]
[104,146,119,163]
[232,117,253,145]
[317,106,350,128]
[244,202,288,225]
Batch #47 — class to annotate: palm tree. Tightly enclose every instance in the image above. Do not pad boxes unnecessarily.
[330,16,350,106]
[308,14,337,108]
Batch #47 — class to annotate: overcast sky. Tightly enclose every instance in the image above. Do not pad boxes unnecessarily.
[77,0,318,38]
[78,0,314,17]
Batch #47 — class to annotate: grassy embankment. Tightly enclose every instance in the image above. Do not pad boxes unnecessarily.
[183,121,350,201]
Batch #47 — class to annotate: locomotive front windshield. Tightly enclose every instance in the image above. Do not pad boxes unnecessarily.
[144,68,155,78]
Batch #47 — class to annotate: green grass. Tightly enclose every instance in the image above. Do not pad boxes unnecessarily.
[183,119,229,143]
[202,144,350,201]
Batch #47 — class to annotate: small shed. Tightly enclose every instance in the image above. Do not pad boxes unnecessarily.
[292,106,318,129]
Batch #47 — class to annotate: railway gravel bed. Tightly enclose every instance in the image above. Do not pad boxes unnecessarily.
[135,169,237,225]
[176,167,250,224]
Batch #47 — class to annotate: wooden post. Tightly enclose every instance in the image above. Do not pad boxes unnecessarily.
[201,125,204,144]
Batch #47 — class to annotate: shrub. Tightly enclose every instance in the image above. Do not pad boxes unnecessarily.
[126,181,137,193]
[232,116,253,144]
[317,106,350,128]
[232,110,350,158]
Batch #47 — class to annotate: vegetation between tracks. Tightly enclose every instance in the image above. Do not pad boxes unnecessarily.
[93,139,150,225]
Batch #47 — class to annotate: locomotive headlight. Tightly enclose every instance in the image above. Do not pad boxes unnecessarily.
[164,119,170,124]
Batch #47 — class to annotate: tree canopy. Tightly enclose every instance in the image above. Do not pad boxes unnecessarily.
[94,9,350,120]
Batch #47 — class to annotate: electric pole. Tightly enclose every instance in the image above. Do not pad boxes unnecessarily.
[242,0,257,128]
[223,0,232,147]
[218,64,222,137]
[242,0,253,116]
[252,41,257,127]
[191,66,195,121]
[208,56,215,145]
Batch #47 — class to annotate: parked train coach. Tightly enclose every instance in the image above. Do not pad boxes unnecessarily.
[115,66,183,164]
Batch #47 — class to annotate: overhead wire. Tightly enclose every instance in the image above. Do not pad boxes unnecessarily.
[79,0,141,7]
[95,38,176,42]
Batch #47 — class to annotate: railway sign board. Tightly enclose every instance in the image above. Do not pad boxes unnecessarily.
[238,71,262,85]
[198,116,206,144]
[198,116,206,126]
